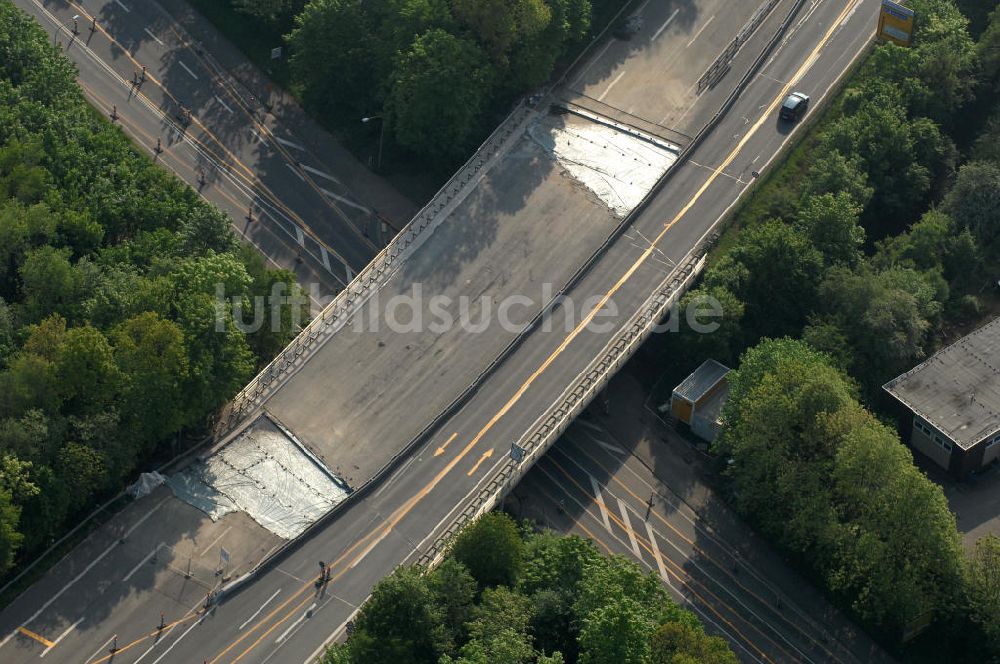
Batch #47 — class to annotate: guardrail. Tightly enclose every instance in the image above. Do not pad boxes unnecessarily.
[212,0,808,603]
[698,0,783,92]
[416,0,810,568]
[219,100,534,433]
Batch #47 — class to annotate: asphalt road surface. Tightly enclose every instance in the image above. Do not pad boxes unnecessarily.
[14,0,417,299]
[511,372,892,663]
[0,0,880,662]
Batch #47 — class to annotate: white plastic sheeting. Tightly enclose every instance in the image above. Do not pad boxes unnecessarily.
[166,417,348,539]
[530,117,678,217]
[128,471,167,498]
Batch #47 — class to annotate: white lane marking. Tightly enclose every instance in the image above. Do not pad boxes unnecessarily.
[575,419,605,433]
[1,497,169,646]
[114,0,130,12]
[274,136,306,151]
[250,128,266,143]
[39,619,82,658]
[686,14,715,48]
[275,603,315,644]
[598,70,627,102]
[285,163,305,181]
[302,607,361,664]
[148,613,203,664]
[122,542,163,582]
[617,497,642,559]
[198,525,232,557]
[572,39,613,87]
[239,589,282,630]
[349,527,392,569]
[635,0,650,14]
[143,27,164,46]
[295,226,305,246]
[534,462,765,664]
[653,8,680,41]
[589,476,613,533]
[320,247,332,272]
[300,164,341,184]
[346,266,355,282]
[177,60,199,80]
[595,439,627,457]
[214,95,233,114]
[319,187,371,214]
[83,635,117,664]
[644,521,671,587]
[126,592,201,664]
[841,0,863,27]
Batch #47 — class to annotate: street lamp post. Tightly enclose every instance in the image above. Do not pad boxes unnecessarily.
[361,115,384,171]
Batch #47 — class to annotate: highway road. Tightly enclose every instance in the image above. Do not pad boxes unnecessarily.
[511,373,891,663]
[14,0,417,298]
[0,0,880,662]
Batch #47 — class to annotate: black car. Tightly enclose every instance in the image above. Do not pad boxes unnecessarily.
[779,92,810,121]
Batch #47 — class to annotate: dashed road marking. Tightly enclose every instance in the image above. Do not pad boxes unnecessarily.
[275,603,315,644]
[274,136,305,151]
[122,543,163,582]
[300,164,341,184]
[686,14,715,48]
[177,60,199,80]
[240,589,282,630]
[319,187,371,214]
[598,70,627,102]
[40,619,82,658]
[114,0,130,12]
[199,525,233,557]
[653,8,680,41]
[0,498,168,649]
[214,95,233,114]
[143,27,163,46]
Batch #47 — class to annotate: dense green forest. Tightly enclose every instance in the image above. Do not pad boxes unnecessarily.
[323,513,737,664]
[206,0,627,168]
[657,0,1000,659]
[0,1,304,576]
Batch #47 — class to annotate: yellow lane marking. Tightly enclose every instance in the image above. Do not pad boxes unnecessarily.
[59,0,356,273]
[561,438,847,663]
[18,626,54,648]
[215,4,862,661]
[538,458,778,664]
[466,448,494,476]
[434,432,458,457]
[114,4,862,661]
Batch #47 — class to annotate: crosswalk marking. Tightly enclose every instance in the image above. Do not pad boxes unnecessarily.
[589,476,612,533]
[617,498,642,559]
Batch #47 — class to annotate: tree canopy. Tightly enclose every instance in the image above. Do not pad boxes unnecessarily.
[0,0,304,573]
[326,517,736,664]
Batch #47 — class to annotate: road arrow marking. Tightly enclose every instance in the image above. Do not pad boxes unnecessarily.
[467,448,494,476]
[434,433,458,457]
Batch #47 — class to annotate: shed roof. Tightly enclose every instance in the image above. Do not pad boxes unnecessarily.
[673,359,730,403]
[883,317,1000,450]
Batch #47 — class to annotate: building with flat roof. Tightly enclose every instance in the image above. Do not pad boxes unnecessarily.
[671,359,730,442]
[883,316,1000,479]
